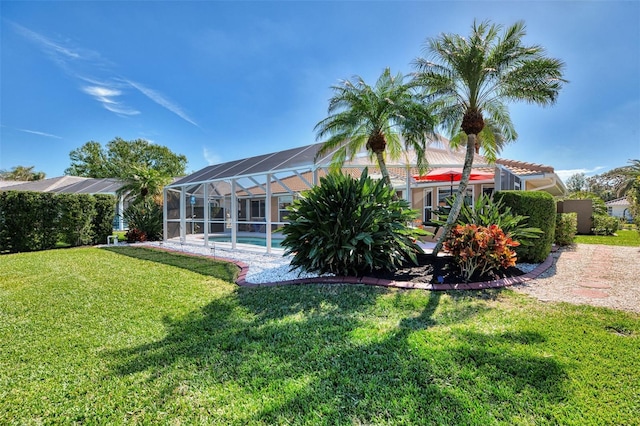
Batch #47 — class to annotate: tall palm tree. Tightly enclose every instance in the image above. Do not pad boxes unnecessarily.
[413,20,566,254]
[314,68,436,188]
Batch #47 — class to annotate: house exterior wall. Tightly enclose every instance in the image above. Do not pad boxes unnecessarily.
[607,202,632,220]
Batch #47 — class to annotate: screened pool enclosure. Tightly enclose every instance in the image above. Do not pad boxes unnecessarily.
[163,137,549,253]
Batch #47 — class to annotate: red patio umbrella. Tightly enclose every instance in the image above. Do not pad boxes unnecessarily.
[413,167,494,193]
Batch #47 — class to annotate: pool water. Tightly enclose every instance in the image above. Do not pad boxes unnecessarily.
[208,236,284,248]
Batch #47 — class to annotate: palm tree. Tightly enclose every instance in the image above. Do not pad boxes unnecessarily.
[314,68,436,188]
[413,20,566,254]
[117,165,172,206]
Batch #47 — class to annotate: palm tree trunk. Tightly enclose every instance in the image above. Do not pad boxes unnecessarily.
[432,134,477,255]
[375,151,393,189]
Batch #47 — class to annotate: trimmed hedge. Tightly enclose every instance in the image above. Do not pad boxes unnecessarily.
[495,191,556,263]
[0,191,116,253]
[555,212,577,246]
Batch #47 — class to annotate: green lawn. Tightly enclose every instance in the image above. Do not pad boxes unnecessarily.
[575,229,640,246]
[1,247,638,425]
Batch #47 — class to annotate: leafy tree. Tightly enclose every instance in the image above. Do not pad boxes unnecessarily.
[586,167,628,202]
[617,159,640,197]
[314,68,436,188]
[565,173,587,193]
[0,165,45,181]
[413,20,566,254]
[65,137,187,179]
[618,159,640,223]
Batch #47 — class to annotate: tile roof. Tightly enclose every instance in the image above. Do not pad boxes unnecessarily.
[605,197,630,206]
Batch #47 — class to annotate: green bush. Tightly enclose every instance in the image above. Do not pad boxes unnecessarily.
[281,169,425,277]
[592,214,619,236]
[92,195,117,244]
[494,191,556,263]
[443,224,520,282]
[0,191,117,253]
[123,199,163,241]
[555,212,577,246]
[0,191,59,253]
[58,193,96,247]
[453,194,543,246]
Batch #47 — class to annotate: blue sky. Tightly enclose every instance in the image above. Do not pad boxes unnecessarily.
[1,1,639,181]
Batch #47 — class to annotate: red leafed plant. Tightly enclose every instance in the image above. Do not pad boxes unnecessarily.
[443,224,520,282]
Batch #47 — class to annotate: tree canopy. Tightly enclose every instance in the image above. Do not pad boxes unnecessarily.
[65,137,187,179]
[0,165,45,181]
[565,173,587,193]
[314,68,435,188]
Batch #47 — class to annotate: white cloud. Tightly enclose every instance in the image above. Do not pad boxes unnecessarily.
[82,85,140,116]
[10,127,63,139]
[11,22,81,60]
[124,79,199,127]
[203,147,222,165]
[12,22,194,124]
[556,167,605,182]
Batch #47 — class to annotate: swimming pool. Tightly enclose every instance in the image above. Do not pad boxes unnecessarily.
[208,236,284,248]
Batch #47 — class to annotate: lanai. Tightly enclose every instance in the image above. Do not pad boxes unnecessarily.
[163,137,562,252]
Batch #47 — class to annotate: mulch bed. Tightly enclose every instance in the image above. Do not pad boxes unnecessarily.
[370,253,525,284]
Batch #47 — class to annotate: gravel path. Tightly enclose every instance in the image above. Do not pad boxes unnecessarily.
[138,241,640,313]
[512,244,640,314]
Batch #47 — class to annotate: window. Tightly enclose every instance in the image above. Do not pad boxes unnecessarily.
[482,186,494,197]
[423,189,433,221]
[278,195,293,222]
[251,199,265,218]
[438,187,473,206]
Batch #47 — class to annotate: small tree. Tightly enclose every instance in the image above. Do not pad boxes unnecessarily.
[565,173,587,193]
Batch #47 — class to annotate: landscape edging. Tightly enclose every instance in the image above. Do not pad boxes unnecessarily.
[234,253,555,291]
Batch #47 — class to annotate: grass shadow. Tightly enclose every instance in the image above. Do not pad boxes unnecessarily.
[103,281,568,423]
[102,245,239,282]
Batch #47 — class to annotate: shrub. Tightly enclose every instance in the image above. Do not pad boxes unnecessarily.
[58,193,96,247]
[495,191,556,263]
[0,191,59,253]
[555,212,577,246]
[125,228,147,243]
[443,224,520,282]
[592,214,619,236]
[454,194,542,246]
[0,191,117,252]
[92,194,117,244]
[281,169,425,277]
[123,199,163,241]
